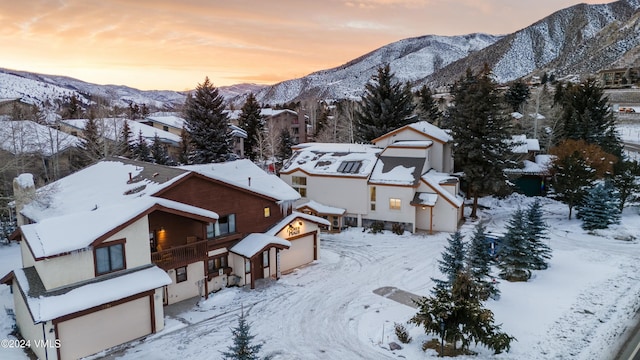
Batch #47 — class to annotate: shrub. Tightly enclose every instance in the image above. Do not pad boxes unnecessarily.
[391,223,405,235]
[394,322,412,344]
[369,221,385,234]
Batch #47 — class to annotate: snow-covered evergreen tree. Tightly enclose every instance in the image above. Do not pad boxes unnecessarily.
[466,223,499,300]
[432,231,465,290]
[411,271,514,354]
[183,77,230,164]
[132,130,151,162]
[150,134,172,165]
[118,120,133,158]
[525,199,552,270]
[498,209,531,282]
[221,310,263,360]
[446,66,516,218]
[504,79,530,113]
[77,116,103,166]
[355,64,416,142]
[416,85,441,125]
[578,182,621,230]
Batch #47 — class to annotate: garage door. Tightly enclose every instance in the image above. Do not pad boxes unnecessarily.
[280,234,315,272]
[57,296,151,360]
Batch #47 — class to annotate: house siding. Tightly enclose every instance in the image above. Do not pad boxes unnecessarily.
[36,217,151,290]
[157,176,284,235]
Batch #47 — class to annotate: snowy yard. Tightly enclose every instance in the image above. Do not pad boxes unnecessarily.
[107,195,640,360]
[1,194,640,359]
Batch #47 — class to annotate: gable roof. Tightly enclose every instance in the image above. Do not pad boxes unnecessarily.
[62,118,181,146]
[20,196,219,259]
[0,120,81,156]
[296,200,345,216]
[179,159,300,203]
[12,265,170,323]
[264,211,331,236]
[420,170,463,208]
[280,143,381,177]
[230,233,291,259]
[371,121,452,145]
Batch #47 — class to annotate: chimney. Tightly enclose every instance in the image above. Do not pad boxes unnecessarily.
[248,177,251,187]
[13,174,36,227]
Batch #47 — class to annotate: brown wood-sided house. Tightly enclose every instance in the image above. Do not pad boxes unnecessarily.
[2,157,328,360]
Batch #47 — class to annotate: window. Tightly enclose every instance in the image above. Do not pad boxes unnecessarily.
[264,207,271,218]
[263,251,269,267]
[370,186,376,211]
[337,161,362,174]
[389,198,401,210]
[208,254,228,275]
[292,176,307,197]
[176,266,187,283]
[95,241,125,275]
[162,125,169,132]
[211,214,236,237]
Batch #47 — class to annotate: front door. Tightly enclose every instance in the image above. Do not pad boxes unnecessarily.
[251,256,264,280]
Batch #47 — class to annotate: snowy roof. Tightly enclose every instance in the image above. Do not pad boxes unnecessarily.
[15,173,35,188]
[230,233,291,258]
[421,170,463,208]
[21,160,189,222]
[229,124,248,138]
[62,118,181,145]
[224,108,297,121]
[180,159,300,202]
[505,154,553,175]
[410,192,439,206]
[0,120,81,155]
[296,200,345,215]
[14,265,170,323]
[373,121,452,144]
[21,196,219,258]
[511,112,524,119]
[511,135,540,153]
[281,143,381,177]
[264,211,330,237]
[145,114,185,129]
[407,121,452,143]
[387,140,433,148]
[368,156,425,186]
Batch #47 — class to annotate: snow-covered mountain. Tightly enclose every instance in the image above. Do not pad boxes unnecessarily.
[251,0,640,105]
[2,0,639,109]
[0,68,265,111]
[250,33,501,106]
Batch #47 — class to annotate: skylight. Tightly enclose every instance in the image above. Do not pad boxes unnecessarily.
[337,161,362,174]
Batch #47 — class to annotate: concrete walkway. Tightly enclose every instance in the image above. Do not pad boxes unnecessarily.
[373,286,422,308]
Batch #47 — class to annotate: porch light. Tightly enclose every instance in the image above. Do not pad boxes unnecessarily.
[298,221,303,226]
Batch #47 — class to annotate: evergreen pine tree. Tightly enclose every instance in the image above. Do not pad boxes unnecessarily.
[118,120,133,158]
[183,77,230,163]
[446,66,516,218]
[276,128,293,163]
[432,231,465,291]
[578,182,621,230]
[525,199,552,270]
[221,310,263,360]
[238,93,265,161]
[178,128,191,165]
[466,224,499,300]
[77,116,104,166]
[354,64,416,142]
[416,85,441,125]
[150,134,172,165]
[132,130,151,162]
[497,209,531,282]
[504,79,530,113]
[557,79,623,158]
[411,271,514,354]
[612,159,640,211]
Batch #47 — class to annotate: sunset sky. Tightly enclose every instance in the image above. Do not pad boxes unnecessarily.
[1,0,616,91]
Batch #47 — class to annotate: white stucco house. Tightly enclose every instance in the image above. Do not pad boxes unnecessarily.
[2,157,327,360]
[279,121,464,233]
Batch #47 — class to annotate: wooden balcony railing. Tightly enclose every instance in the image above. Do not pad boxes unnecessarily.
[151,239,208,270]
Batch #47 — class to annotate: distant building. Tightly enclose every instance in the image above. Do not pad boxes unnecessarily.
[598,67,639,88]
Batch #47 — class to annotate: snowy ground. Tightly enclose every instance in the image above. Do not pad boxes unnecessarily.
[100,195,640,360]
[0,113,636,360]
[1,195,640,360]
